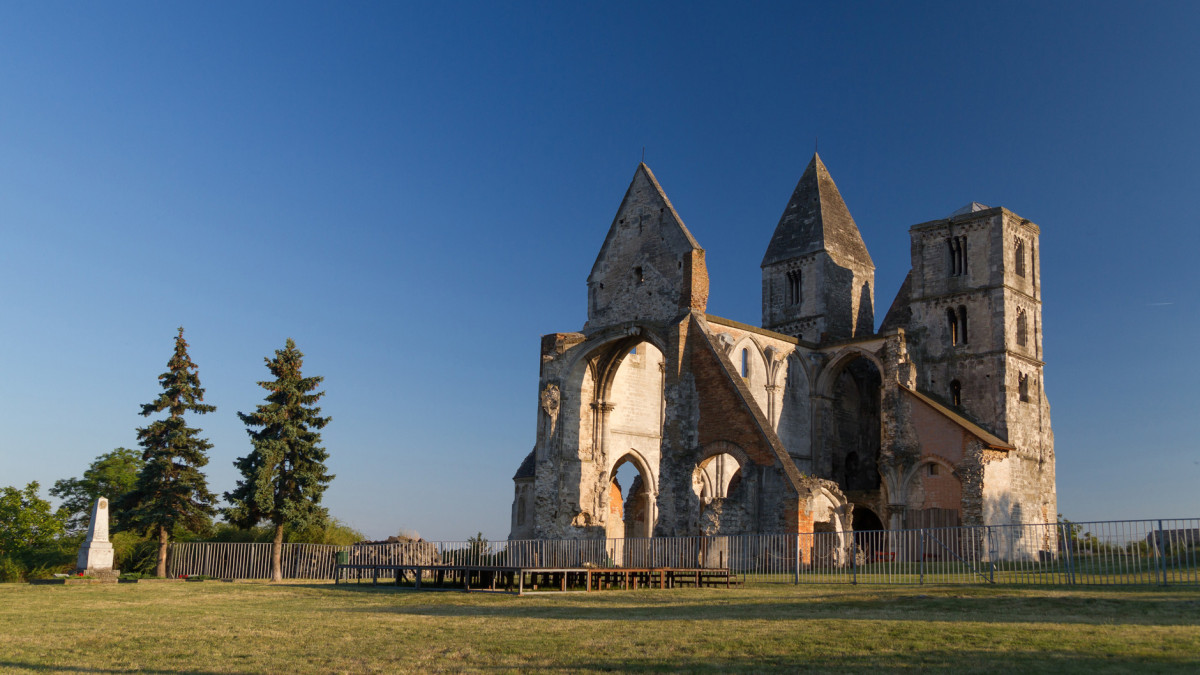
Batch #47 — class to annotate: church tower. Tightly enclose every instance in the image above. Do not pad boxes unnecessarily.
[905,204,1048,444]
[761,154,875,342]
[904,204,1055,523]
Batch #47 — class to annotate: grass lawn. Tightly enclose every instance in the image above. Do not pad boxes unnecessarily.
[1,581,1198,673]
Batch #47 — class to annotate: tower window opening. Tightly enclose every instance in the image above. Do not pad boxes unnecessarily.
[928,463,940,477]
[787,269,802,306]
[951,379,961,407]
[1016,308,1028,347]
[634,266,644,284]
[958,306,969,345]
[741,348,749,377]
[946,235,968,276]
[1015,238,1027,277]
[947,308,959,345]
[1018,373,1030,402]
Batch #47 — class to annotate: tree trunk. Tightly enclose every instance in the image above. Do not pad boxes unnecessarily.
[157,525,169,578]
[271,523,284,582]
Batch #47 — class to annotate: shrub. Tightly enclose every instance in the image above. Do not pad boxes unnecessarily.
[0,556,24,583]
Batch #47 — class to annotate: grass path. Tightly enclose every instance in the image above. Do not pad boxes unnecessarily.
[1,582,1198,673]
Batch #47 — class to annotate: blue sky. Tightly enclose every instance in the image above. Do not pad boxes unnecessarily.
[1,2,1197,540]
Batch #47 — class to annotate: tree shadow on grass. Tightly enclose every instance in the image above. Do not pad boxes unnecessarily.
[0,663,235,675]
[332,591,1200,627]
[557,650,1200,674]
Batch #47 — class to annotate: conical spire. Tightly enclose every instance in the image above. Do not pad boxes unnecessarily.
[761,153,873,269]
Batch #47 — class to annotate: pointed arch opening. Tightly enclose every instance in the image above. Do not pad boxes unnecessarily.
[556,325,668,539]
[820,352,882,494]
[609,452,655,540]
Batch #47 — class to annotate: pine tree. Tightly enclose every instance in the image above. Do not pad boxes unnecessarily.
[117,328,217,577]
[225,338,334,582]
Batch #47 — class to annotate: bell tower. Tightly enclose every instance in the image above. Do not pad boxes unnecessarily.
[761,154,874,343]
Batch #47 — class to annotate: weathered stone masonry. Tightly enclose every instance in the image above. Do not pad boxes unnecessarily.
[510,156,1056,552]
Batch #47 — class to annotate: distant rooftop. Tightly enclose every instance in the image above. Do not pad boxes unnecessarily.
[948,202,991,217]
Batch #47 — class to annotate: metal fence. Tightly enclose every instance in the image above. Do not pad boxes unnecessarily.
[168,518,1200,586]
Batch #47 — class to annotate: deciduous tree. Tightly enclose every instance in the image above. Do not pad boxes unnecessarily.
[0,482,66,557]
[225,338,334,582]
[117,328,217,577]
[50,448,144,533]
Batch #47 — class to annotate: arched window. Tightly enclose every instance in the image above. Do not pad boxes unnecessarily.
[947,308,959,345]
[957,306,969,345]
[741,348,748,377]
[787,270,802,306]
[1016,309,1028,347]
[1014,238,1026,277]
[1018,373,1030,402]
[946,236,968,276]
[950,380,961,406]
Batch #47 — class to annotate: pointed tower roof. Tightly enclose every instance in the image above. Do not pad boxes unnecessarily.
[761,153,873,269]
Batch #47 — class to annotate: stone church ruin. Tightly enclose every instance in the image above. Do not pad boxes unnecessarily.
[509,155,1055,548]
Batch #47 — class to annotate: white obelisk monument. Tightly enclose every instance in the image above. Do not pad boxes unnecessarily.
[76,497,116,575]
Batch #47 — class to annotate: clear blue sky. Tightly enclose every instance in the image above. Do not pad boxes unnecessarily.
[2,2,1197,541]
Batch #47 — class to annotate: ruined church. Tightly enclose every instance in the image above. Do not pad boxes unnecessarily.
[509,154,1055,542]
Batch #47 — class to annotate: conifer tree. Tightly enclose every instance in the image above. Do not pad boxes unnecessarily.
[225,338,333,582]
[117,328,217,577]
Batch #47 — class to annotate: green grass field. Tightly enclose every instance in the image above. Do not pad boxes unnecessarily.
[1,581,1198,673]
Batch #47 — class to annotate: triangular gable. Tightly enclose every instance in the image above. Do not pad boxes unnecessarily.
[689,315,805,492]
[761,153,873,269]
[589,163,701,280]
[899,383,1013,450]
[586,164,708,328]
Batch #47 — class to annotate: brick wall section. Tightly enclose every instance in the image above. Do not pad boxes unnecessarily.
[688,327,778,467]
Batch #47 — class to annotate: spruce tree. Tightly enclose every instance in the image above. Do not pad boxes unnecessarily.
[117,328,217,577]
[225,338,333,582]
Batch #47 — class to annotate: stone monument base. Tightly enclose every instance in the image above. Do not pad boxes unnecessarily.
[77,568,121,582]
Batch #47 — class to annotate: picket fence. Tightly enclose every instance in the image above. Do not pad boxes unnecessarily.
[167,518,1200,586]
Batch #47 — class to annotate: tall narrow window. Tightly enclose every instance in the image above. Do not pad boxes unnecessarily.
[947,236,968,276]
[787,270,802,306]
[1016,308,1028,347]
[1018,373,1030,402]
[950,380,962,407]
[634,266,644,284]
[1015,238,1026,278]
[958,306,969,345]
[741,348,748,377]
[947,308,959,345]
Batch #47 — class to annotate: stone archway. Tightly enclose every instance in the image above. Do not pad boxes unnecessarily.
[547,325,668,538]
[692,441,754,537]
[816,351,883,496]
